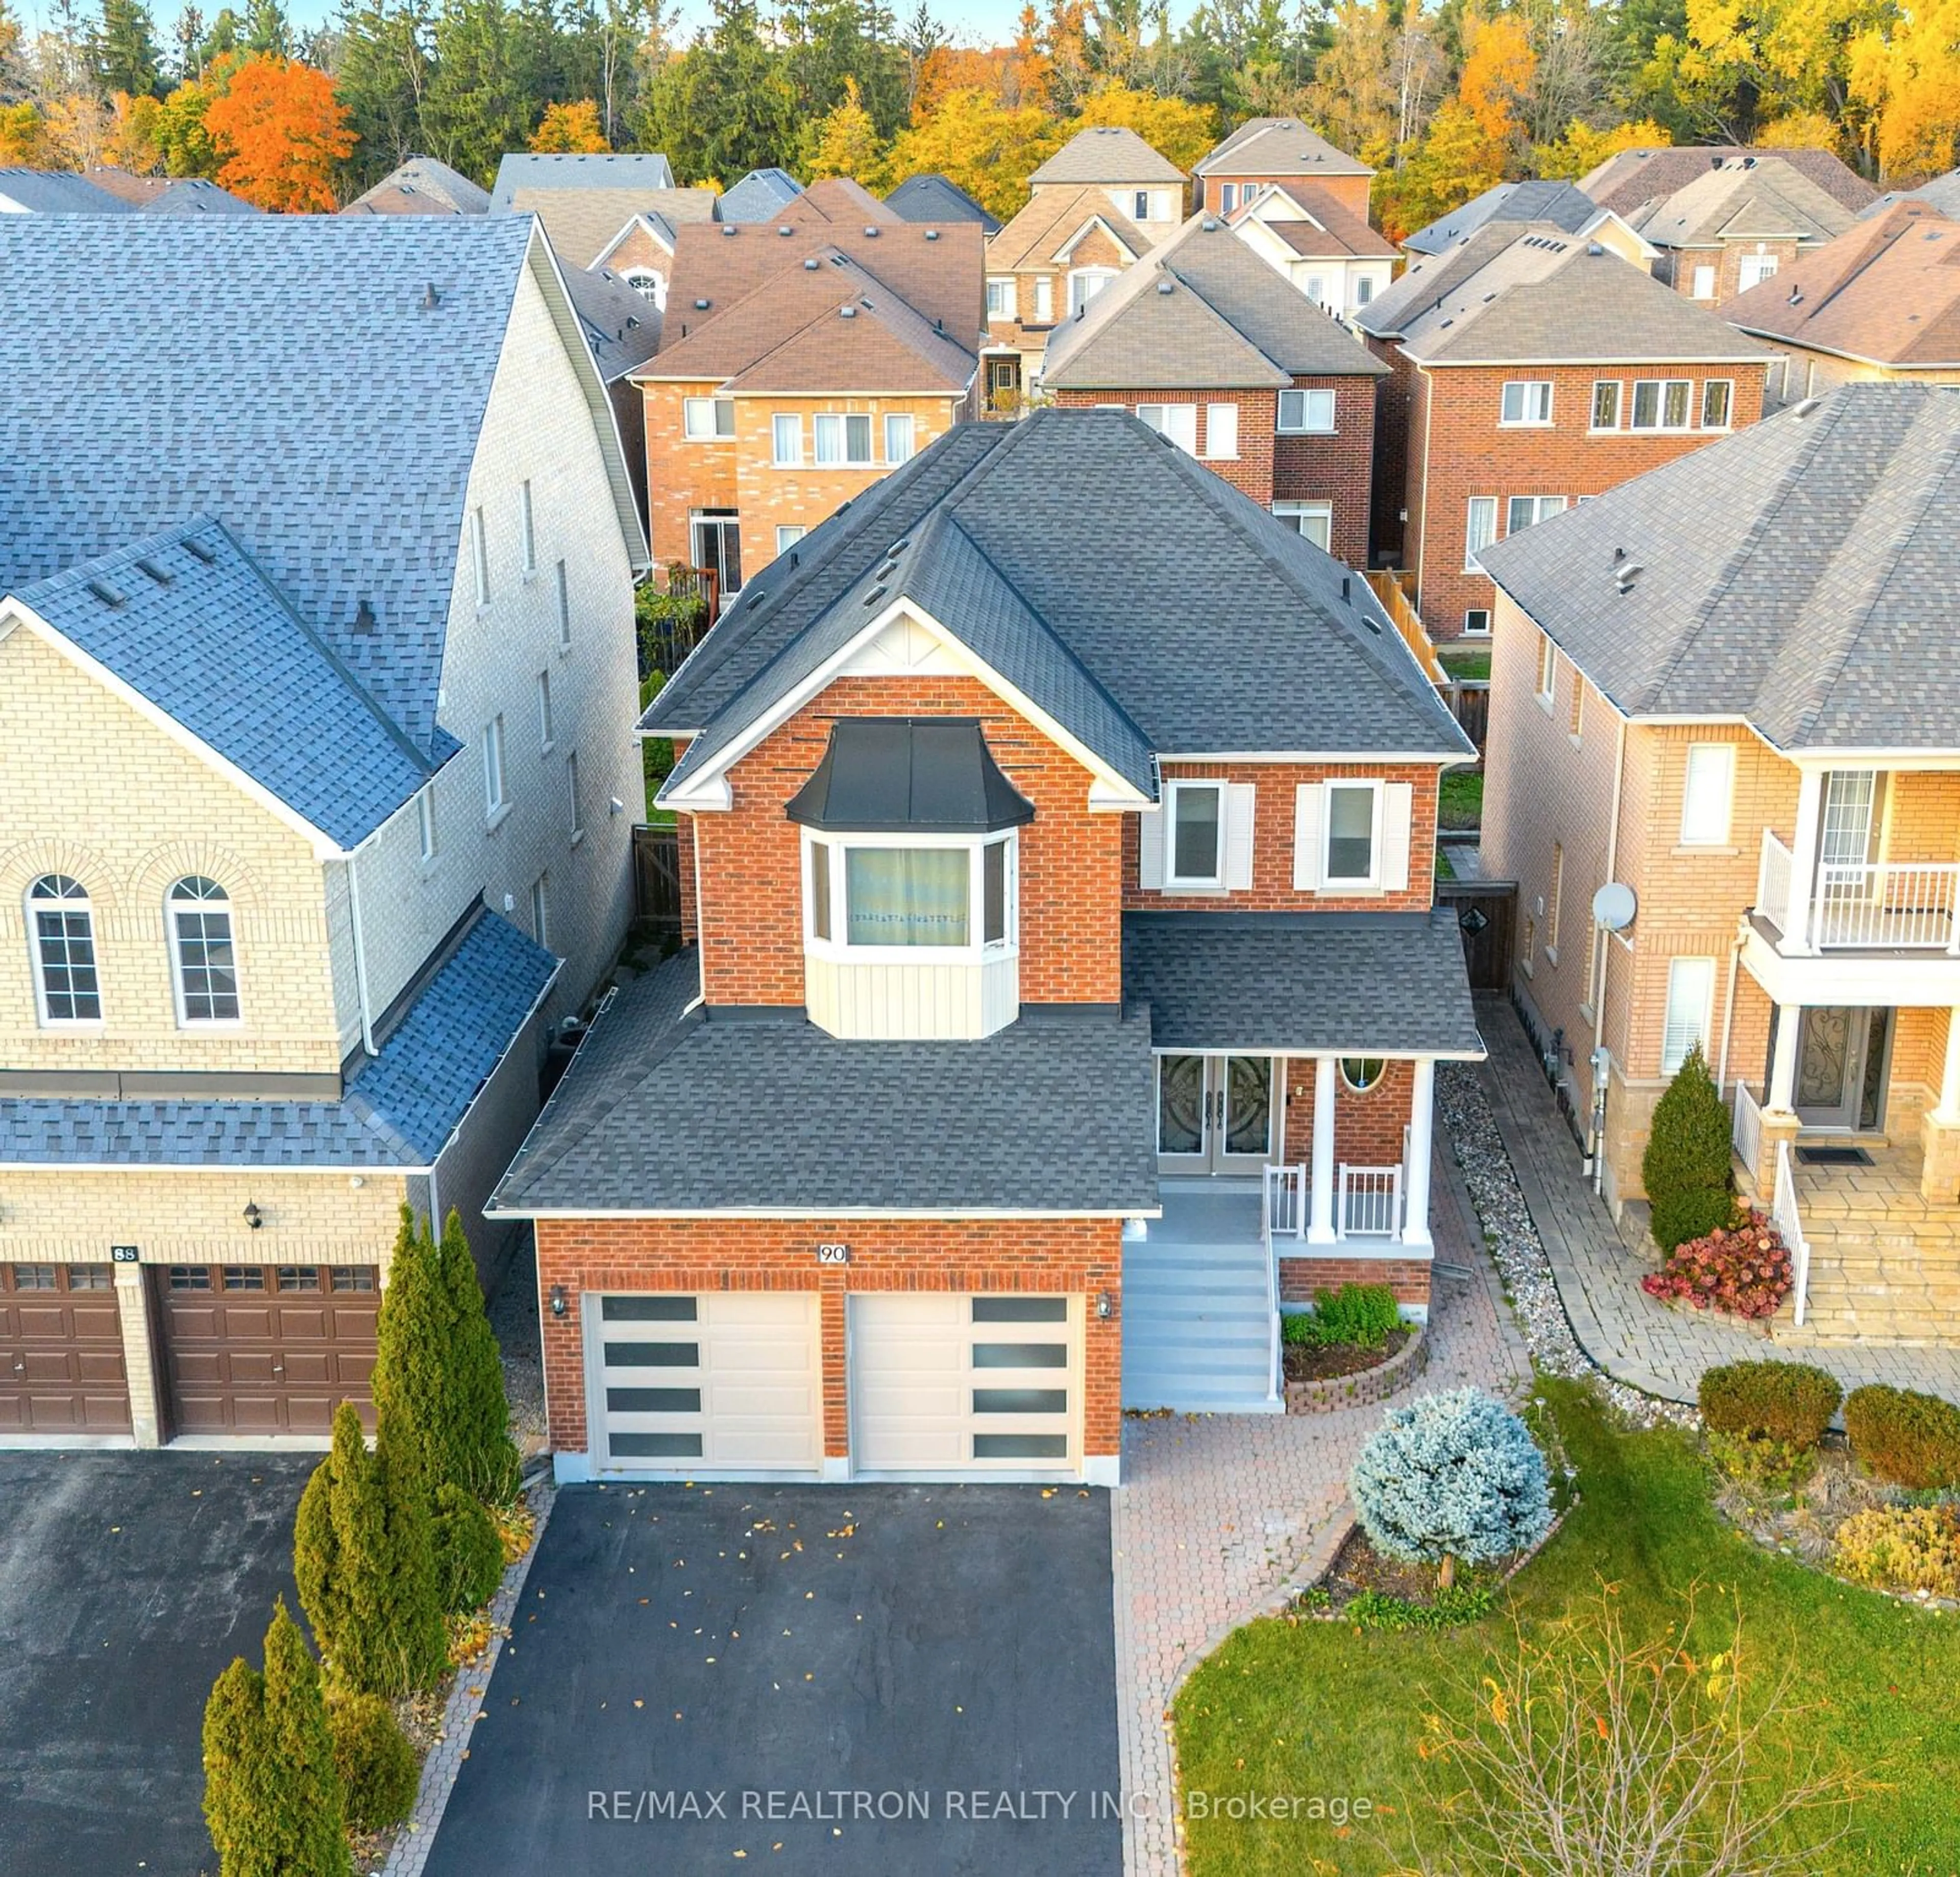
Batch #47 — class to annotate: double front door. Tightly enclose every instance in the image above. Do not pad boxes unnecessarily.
[1158,1054,1275,1173]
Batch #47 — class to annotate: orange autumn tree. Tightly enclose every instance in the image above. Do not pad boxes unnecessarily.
[204,55,355,212]
[529,99,608,153]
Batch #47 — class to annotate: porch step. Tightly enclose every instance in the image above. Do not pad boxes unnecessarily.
[1784,1207,1960,1347]
[1120,1225,1281,1413]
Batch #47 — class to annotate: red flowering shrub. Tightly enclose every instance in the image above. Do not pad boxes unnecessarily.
[1640,1210,1793,1319]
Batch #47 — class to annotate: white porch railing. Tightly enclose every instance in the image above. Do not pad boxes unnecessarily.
[1771,1137,1812,1328]
[1756,828,1960,950]
[1339,1163,1404,1237]
[1262,1161,1307,1240]
[1757,830,1794,935]
[1732,1080,1764,1179]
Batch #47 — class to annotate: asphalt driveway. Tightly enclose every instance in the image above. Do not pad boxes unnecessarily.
[425,1482,1121,1876]
[0,1450,313,1877]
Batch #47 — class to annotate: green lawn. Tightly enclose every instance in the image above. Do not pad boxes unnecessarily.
[1173,1380,1960,1876]
[1437,769,1483,831]
[1438,645,1492,680]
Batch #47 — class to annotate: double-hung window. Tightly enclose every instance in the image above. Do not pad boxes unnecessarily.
[884,413,915,464]
[682,396,735,440]
[1464,496,1498,569]
[1277,387,1335,433]
[985,277,1017,321]
[1629,379,1693,431]
[1136,403,1199,455]
[814,413,874,466]
[469,506,489,608]
[1662,957,1716,1074]
[1690,263,1717,300]
[1272,501,1332,550]
[1680,744,1735,846]
[1507,494,1567,534]
[1033,276,1054,323]
[1165,781,1225,888]
[1499,380,1553,426]
[482,714,507,818]
[555,559,571,649]
[417,785,438,862]
[519,479,536,576]
[1201,402,1238,460]
[27,874,101,1024]
[1590,380,1621,430]
[536,669,554,751]
[1322,781,1379,887]
[1702,379,1733,429]
[1537,632,1558,702]
[169,876,240,1023]
[771,414,802,466]
[567,751,583,842]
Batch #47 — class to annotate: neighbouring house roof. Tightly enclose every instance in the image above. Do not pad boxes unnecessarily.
[6,519,443,849]
[1030,125,1185,187]
[489,150,675,206]
[561,263,663,383]
[1402,179,1604,256]
[495,180,715,270]
[717,166,803,223]
[0,908,557,1168]
[987,184,1149,274]
[1230,180,1394,259]
[342,156,492,217]
[785,718,1034,832]
[1122,911,1485,1056]
[0,167,130,213]
[1724,205,1960,370]
[1479,384,1960,751]
[0,215,644,760]
[783,175,904,225]
[1629,155,1856,250]
[659,220,985,360]
[146,178,261,216]
[1041,212,1388,391]
[595,210,680,269]
[491,947,1160,1214]
[1194,116,1371,180]
[1581,145,1876,219]
[82,165,170,206]
[1356,223,1771,365]
[884,172,1000,234]
[1862,168,1960,220]
[645,410,1471,797]
[639,245,976,395]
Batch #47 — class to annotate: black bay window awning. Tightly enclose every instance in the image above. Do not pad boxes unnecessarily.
[786,718,1036,834]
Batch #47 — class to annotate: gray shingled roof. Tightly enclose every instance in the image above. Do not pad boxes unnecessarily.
[1479,385,1960,751]
[489,151,675,207]
[1,910,556,1168]
[0,215,579,757]
[1402,179,1602,256]
[646,410,1469,792]
[1863,168,1960,219]
[144,178,261,216]
[1031,125,1185,186]
[1630,156,1854,249]
[884,172,1001,233]
[0,167,131,212]
[492,949,1159,1213]
[344,157,493,217]
[1123,911,1484,1056]
[9,519,442,849]
[1042,213,1388,390]
[1193,118,1370,179]
[718,167,803,222]
[561,263,663,383]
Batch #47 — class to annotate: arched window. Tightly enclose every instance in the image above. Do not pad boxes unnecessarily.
[169,876,240,1022]
[28,874,101,1023]
[1340,1057,1386,1094]
[621,267,662,304]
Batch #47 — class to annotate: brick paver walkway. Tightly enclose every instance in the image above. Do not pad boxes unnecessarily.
[1110,1146,1530,1876]
[1478,996,1960,1404]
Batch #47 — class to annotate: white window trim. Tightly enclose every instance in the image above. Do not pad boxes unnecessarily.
[1200,403,1239,461]
[529,873,549,947]
[884,413,916,466]
[986,276,1018,321]
[1536,634,1558,709]
[536,669,554,754]
[1163,779,1228,889]
[683,395,735,441]
[554,559,572,653]
[814,412,876,469]
[416,785,438,866]
[1679,743,1736,847]
[1690,263,1717,300]
[26,878,103,1030]
[519,479,537,577]
[1320,777,1384,890]
[771,413,803,468]
[1628,378,1695,433]
[168,881,244,1030]
[1589,379,1622,433]
[482,714,508,824]
[1662,956,1717,1075]
[1702,378,1734,431]
[1464,496,1497,571]
[775,524,806,555]
[1277,387,1335,435]
[1271,500,1333,549]
[567,750,584,847]
[1463,607,1492,637]
[469,506,489,610]
[801,829,1019,964]
[1499,380,1553,428]
[1033,275,1054,323]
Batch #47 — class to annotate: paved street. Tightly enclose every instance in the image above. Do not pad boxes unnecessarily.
[422,1482,1120,1876]
[0,1450,311,1877]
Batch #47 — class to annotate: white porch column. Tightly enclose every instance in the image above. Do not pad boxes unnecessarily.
[1402,1058,1435,1248]
[1767,1002,1803,1113]
[1307,1053,1337,1243]
[1782,769,1824,953]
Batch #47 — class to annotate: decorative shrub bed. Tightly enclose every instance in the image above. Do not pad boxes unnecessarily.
[1641,1210,1794,1319]
[1281,1284,1427,1411]
[1846,1384,1960,1490]
[1833,1503,1960,1599]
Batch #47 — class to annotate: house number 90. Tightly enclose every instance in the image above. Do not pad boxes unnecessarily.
[816,1243,850,1265]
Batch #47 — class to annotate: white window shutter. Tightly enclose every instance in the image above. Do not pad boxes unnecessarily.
[1224,784,1256,890]
[1293,784,1324,890]
[1138,808,1165,890]
[1383,783,1413,891]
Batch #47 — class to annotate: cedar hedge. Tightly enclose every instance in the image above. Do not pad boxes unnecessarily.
[1697,1360,1842,1449]
[1845,1384,1960,1490]
[433,1481,507,1614]
[328,1692,421,1833]
[1641,1043,1735,1254]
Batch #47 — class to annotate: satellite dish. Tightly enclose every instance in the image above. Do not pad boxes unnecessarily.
[1592,882,1637,931]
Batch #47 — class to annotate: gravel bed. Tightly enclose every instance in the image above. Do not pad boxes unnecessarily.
[487,1234,546,1443]
[1438,1062,1698,1433]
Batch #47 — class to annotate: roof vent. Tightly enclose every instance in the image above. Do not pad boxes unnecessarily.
[183,536,218,564]
[803,256,819,270]
[840,304,857,318]
[1613,546,1626,562]
[887,538,911,556]
[1438,316,1454,328]
[86,577,126,607]
[1792,396,1821,418]
[1787,287,1802,304]
[1156,277,1174,294]
[1341,574,1351,601]
[876,560,900,579]
[1615,563,1644,594]
[721,224,738,236]
[353,598,379,635]
[1587,241,1604,256]
[135,556,172,587]
[862,583,887,605]
[1200,215,1218,231]
[925,229,939,240]
[863,225,880,236]
[778,224,794,235]
[694,297,709,309]
[420,282,440,310]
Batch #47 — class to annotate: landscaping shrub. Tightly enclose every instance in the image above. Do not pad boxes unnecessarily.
[1697,1360,1841,1448]
[1282,1283,1402,1349]
[202,1600,350,1877]
[1641,1043,1734,1254]
[1832,1504,1960,1597]
[1350,1387,1553,1588]
[373,1207,521,1506]
[1342,1584,1496,1631]
[1845,1384,1960,1490]
[295,1402,448,1697]
[635,573,707,682]
[1640,1210,1793,1318]
[432,1482,506,1614]
[327,1692,420,1832]
[1705,1430,1816,1492]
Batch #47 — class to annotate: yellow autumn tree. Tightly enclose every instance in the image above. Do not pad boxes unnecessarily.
[1850,0,1960,181]
[881,86,1064,220]
[0,103,54,164]
[1532,116,1672,180]
[802,76,884,181]
[1456,3,1536,164]
[529,99,607,153]
[1067,81,1218,175]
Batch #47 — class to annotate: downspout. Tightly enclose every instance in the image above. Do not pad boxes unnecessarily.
[1716,917,1748,1100]
[1590,709,1629,1196]
[1412,358,1431,595]
[345,850,377,1057]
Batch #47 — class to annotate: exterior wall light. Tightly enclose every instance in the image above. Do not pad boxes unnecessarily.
[1095,1291,1113,1320]
[550,1284,569,1318]
[242,1201,263,1230]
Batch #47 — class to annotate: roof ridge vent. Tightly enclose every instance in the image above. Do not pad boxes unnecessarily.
[135,556,172,587]
[182,536,218,564]
[85,577,125,607]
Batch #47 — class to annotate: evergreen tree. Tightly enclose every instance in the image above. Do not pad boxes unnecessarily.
[170,4,206,79]
[202,1656,266,1874]
[1642,1041,1736,1253]
[437,1208,521,1502]
[95,0,165,98]
[333,0,432,179]
[644,0,799,182]
[260,1600,350,1876]
[244,0,289,52]
[423,0,533,180]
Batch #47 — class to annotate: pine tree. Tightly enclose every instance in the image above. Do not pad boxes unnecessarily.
[260,1600,351,1877]
[94,0,165,98]
[438,1208,521,1503]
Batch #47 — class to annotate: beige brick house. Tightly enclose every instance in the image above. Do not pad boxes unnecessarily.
[0,215,647,1446]
[1481,385,1960,1344]
[1628,154,1858,306]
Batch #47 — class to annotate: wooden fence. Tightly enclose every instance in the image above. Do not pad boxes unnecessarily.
[1364,568,1446,685]
[632,824,682,934]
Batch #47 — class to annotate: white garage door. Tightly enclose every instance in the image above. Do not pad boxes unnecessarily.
[851,1294,1081,1476]
[593,1293,820,1474]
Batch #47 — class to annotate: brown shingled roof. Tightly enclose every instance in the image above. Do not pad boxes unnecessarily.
[1230,180,1395,258]
[503,184,715,268]
[781,176,906,224]
[1581,144,1876,217]
[986,184,1150,273]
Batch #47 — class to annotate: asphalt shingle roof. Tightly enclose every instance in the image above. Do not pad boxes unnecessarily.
[144,178,261,216]
[1122,910,1484,1055]
[987,185,1150,273]
[561,263,663,383]
[344,157,492,216]
[718,167,803,223]
[492,948,1160,1213]
[1478,384,1960,751]
[1042,212,1388,390]
[1862,168,1960,220]
[0,167,130,212]
[497,182,715,269]
[489,151,675,207]
[884,173,1001,234]
[1194,118,1370,180]
[10,519,439,849]
[1402,179,1602,255]
[647,409,1469,787]
[0,215,539,754]
[1232,181,1394,259]
[1629,156,1855,249]
[0,910,557,1168]
[1581,145,1875,218]
[1031,125,1185,186]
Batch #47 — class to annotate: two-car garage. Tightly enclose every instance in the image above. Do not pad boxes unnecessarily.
[586,1288,1086,1481]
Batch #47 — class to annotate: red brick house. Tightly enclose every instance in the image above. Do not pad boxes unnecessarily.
[1192,117,1373,222]
[1042,213,1386,564]
[1628,155,1859,305]
[1355,223,1773,636]
[491,409,1480,1485]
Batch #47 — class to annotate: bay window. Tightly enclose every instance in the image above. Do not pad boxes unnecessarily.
[805,834,1017,955]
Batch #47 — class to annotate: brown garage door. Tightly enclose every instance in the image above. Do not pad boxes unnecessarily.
[157,1263,379,1436]
[0,1262,131,1434]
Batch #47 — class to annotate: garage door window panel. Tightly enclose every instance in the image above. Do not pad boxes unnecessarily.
[973,1297,1068,1322]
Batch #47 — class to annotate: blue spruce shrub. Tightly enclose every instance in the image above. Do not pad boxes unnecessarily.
[1350,1387,1553,1586]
